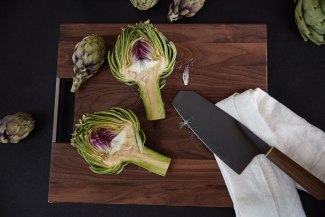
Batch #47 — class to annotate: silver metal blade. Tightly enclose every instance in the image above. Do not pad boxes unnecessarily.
[172,91,271,174]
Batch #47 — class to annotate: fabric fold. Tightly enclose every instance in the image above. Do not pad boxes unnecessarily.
[214,88,325,217]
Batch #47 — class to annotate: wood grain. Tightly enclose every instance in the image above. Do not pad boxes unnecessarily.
[49,23,267,206]
[49,143,232,206]
[267,147,325,200]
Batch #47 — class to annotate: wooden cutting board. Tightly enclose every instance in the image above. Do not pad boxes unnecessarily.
[48,23,267,207]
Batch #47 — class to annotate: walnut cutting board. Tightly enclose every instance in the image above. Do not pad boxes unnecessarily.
[48,24,267,207]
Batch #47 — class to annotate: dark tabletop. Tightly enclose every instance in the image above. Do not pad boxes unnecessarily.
[0,0,324,216]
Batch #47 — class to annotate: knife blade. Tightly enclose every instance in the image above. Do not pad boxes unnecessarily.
[172,90,325,200]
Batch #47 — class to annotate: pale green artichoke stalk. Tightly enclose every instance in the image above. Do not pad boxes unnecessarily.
[294,0,325,45]
[130,0,159,10]
[71,107,171,176]
[71,34,106,92]
[168,0,205,22]
[0,112,35,143]
[108,21,177,120]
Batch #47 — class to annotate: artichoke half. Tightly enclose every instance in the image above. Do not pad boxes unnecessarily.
[294,0,325,45]
[71,34,106,92]
[71,107,171,176]
[0,112,35,143]
[168,0,205,22]
[108,21,177,120]
[130,0,159,10]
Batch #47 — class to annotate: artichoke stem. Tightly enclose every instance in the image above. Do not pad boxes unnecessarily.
[131,146,171,176]
[71,78,81,92]
[139,79,165,120]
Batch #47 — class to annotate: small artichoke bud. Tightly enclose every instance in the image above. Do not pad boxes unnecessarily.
[71,34,106,92]
[130,0,159,10]
[0,112,35,143]
[168,0,205,22]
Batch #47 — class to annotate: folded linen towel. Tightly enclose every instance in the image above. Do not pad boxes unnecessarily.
[214,88,325,217]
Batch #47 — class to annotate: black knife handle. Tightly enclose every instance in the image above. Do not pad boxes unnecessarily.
[266,147,325,200]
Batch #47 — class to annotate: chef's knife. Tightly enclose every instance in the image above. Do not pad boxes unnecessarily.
[172,90,325,200]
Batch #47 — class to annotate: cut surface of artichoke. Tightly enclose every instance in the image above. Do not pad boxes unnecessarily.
[71,108,171,176]
[108,21,177,120]
[122,58,168,120]
[102,125,138,167]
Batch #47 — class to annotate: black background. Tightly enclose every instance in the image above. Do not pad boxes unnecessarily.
[0,0,324,216]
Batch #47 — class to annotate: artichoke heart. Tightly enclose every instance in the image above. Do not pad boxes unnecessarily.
[71,107,171,176]
[294,0,325,45]
[108,21,177,120]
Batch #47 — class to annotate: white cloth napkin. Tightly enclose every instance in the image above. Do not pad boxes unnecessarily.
[214,88,325,217]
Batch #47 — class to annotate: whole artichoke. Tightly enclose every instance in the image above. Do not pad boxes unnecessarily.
[294,0,325,45]
[71,34,106,92]
[130,0,159,10]
[0,112,35,143]
[168,0,205,22]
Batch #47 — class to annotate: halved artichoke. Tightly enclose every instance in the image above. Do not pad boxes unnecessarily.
[108,21,177,120]
[71,107,171,176]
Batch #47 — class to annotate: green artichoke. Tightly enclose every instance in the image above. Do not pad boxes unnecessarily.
[71,34,106,92]
[0,112,35,143]
[71,107,171,176]
[294,0,325,45]
[108,21,177,120]
[168,0,205,22]
[130,0,159,10]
